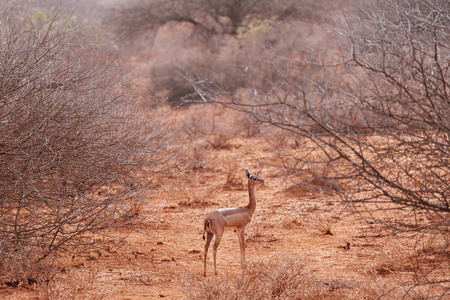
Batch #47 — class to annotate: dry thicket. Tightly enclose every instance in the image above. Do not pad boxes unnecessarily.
[0,4,169,285]
[189,0,450,297]
[191,0,450,221]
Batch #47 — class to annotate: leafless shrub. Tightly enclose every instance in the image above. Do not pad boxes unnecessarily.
[224,162,245,189]
[171,138,209,171]
[206,133,234,150]
[189,0,450,296]
[180,184,220,207]
[0,4,169,282]
[189,144,209,170]
[176,104,246,156]
[39,269,114,300]
[190,0,450,226]
[0,238,54,287]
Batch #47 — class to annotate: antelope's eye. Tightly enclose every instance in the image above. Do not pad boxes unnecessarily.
[252,178,257,181]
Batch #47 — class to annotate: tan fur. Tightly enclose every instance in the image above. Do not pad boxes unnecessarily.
[203,170,265,276]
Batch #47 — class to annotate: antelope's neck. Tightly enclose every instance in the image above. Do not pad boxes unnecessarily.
[246,181,257,214]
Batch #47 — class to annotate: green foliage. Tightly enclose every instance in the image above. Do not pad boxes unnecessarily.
[236,17,276,39]
[28,7,79,32]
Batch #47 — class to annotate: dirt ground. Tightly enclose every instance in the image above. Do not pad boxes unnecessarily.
[0,135,420,300]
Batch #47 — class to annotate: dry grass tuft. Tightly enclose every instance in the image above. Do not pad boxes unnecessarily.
[224,162,245,190]
[317,215,335,236]
[206,133,235,150]
[182,256,372,299]
[39,269,114,300]
[0,242,54,288]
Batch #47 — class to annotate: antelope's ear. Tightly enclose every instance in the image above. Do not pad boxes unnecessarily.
[245,169,251,178]
[256,169,262,176]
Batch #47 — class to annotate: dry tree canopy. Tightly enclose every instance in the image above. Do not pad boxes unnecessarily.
[0,7,166,261]
[109,0,330,107]
[188,2,450,293]
[111,0,312,40]
[190,0,450,216]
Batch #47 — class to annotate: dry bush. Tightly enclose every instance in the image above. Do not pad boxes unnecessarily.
[172,137,209,170]
[39,269,114,300]
[189,143,210,170]
[206,132,235,150]
[172,104,250,168]
[285,161,342,198]
[183,256,373,299]
[360,248,449,299]
[180,184,220,207]
[161,172,220,207]
[0,239,55,287]
[405,231,450,297]
[180,103,240,137]
[365,251,401,278]
[267,136,343,198]
[190,1,450,295]
[0,3,170,284]
[224,162,245,190]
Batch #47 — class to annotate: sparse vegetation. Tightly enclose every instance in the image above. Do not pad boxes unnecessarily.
[189,0,450,297]
[0,0,449,299]
[183,256,377,299]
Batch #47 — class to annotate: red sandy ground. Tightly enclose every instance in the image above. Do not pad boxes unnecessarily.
[0,137,415,299]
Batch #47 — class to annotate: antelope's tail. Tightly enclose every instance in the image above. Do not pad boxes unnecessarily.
[203,220,210,240]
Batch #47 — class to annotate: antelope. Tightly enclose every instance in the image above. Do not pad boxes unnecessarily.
[202,169,265,276]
